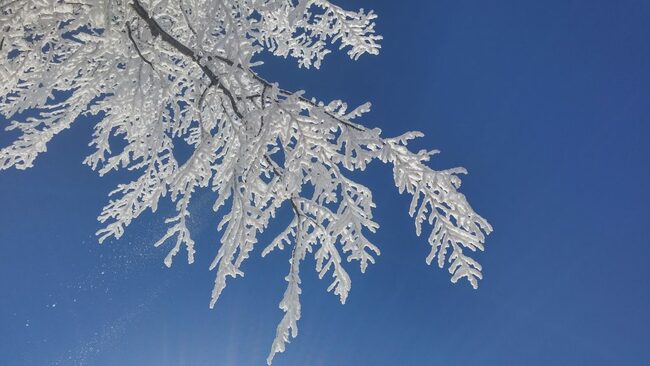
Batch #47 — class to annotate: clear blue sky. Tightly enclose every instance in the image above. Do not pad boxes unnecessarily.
[1,0,648,365]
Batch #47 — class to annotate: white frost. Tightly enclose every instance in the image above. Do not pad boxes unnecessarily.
[0,1,491,363]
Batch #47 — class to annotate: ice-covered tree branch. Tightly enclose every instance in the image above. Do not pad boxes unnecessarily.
[0,0,491,363]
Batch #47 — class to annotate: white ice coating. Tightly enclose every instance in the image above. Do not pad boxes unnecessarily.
[0,1,491,363]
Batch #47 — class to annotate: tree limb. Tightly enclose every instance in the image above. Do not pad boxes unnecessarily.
[131,0,243,119]
[129,0,365,131]
[126,22,154,69]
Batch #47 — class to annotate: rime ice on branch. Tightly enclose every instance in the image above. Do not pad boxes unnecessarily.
[0,1,492,363]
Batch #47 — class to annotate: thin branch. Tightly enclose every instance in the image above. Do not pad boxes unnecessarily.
[245,72,366,132]
[263,154,302,217]
[256,85,267,136]
[62,1,92,6]
[130,0,363,131]
[196,82,215,135]
[0,0,21,11]
[126,22,154,69]
[178,0,197,35]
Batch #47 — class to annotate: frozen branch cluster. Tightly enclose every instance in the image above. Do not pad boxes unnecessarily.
[0,0,491,363]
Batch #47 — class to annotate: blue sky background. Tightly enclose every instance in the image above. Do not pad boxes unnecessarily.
[1,0,649,365]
